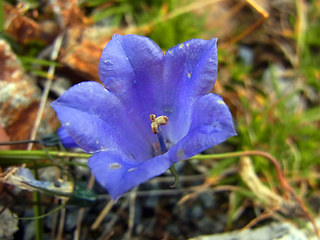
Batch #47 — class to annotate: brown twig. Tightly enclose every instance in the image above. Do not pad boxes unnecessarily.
[221,0,269,49]
[56,203,66,240]
[91,200,114,231]
[74,174,95,240]
[26,32,64,152]
[242,208,279,230]
[125,187,138,240]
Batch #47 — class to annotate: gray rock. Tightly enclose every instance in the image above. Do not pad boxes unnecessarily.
[0,206,19,239]
[189,221,308,240]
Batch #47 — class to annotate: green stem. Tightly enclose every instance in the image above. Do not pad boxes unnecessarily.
[0,150,278,165]
[17,201,68,220]
[0,150,268,160]
[169,164,179,187]
[0,0,4,33]
[190,150,274,160]
[0,150,92,167]
[0,149,279,162]
[32,169,44,240]
[0,150,91,160]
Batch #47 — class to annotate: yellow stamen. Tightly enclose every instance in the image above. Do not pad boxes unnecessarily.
[150,114,169,134]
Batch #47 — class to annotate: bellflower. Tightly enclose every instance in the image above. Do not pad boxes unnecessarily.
[51,34,236,200]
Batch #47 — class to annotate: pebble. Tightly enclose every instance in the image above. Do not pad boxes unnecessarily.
[0,206,19,239]
[189,221,309,240]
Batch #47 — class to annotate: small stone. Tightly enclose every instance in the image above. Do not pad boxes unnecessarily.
[191,205,204,219]
[0,206,19,239]
[167,224,181,236]
[0,122,10,150]
[60,26,111,82]
[199,192,216,209]
[189,221,309,240]
[0,40,58,147]
[5,3,58,45]
[65,208,78,232]
[197,216,223,234]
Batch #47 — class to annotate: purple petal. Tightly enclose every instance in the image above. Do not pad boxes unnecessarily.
[168,93,237,161]
[98,34,165,142]
[51,81,152,160]
[57,127,79,148]
[161,38,218,143]
[89,150,171,200]
[164,38,218,98]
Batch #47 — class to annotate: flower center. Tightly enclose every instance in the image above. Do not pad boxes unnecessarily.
[150,114,168,154]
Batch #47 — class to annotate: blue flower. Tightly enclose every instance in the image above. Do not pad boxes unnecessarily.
[51,34,236,200]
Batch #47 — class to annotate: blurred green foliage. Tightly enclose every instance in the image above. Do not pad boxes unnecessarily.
[80,0,180,24]
[301,12,320,92]
[214,0,320,225]
[80,0,204,49]
[149,13,204,50]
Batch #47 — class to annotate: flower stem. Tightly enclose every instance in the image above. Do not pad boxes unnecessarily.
[169,164,179,187]
[32,169,44,240]
[0,150,91,161]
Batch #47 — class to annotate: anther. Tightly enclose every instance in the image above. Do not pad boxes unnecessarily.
[156,116,168,126]
[150,114,156,122]
[151,122,158,134]
[150,114,169,134]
